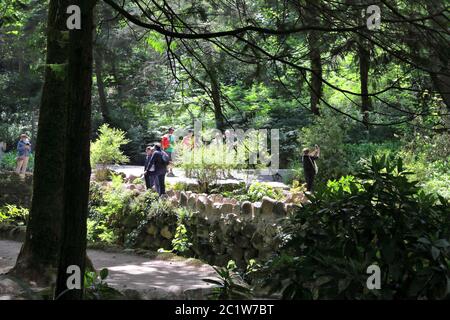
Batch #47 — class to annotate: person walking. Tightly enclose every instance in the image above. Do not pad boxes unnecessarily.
[144,146,156,190]
[161,127,175,177]
[16,134,31,174]
[302,144,320,192]
[147,143,169,196]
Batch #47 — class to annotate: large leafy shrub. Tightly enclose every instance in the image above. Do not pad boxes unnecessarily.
[90,124,130,171]
[88,175,180,248]
[176,131,269,193]
[404,155,450,199]
[88,175,142,245]
[398,132,450,199]
[260,155,450,299]
[203,260,253,300]
[299,114,349,180]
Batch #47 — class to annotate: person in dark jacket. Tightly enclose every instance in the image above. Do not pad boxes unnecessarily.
[147,143,168,196]
[302,145,320,192]
[144,146,155,190]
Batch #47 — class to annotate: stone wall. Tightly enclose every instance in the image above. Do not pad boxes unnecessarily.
[161,189,302,268]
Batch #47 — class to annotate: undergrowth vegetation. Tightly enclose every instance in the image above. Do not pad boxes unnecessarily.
[258,156,450,299]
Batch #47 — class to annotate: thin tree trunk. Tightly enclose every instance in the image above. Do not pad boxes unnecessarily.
[358,38,372,128]
[54,0,95,300]
[305,0,322,115]
[10,0,70,284]
[210,69,225,131]
[206,49,225,131]
[94,48,110,122]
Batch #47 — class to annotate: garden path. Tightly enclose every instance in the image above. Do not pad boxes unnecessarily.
[110,166,291,189]
[0,239,217,299]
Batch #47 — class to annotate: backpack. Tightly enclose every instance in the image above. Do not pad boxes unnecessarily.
[161,151,170,165]
[309,157,319,174]
[161,135,170,150]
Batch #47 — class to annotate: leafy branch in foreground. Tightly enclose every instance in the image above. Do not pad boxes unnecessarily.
[203,260,253,300]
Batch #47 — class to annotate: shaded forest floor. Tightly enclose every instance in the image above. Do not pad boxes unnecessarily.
[0,240,217,300]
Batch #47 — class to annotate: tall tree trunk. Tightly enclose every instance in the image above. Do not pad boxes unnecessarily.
[10,0,70,284]
[358,38,372,128]
[305,0,322,115]
[94,48,110,122]
[54,0,95,300]
[206,50,225,131]
[210,69,225,131]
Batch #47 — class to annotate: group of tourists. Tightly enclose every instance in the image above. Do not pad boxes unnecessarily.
[4,129,321,194]
[143,127,199,196]
[143,126,321,195]
[143,128,178,196]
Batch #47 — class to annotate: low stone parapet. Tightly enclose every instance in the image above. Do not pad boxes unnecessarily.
[164,189,302,267]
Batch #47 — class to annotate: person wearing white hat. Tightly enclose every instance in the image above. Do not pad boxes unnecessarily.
[16,134,31,174]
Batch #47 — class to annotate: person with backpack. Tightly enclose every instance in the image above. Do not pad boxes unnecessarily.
[302,144,320,192]
[147,143,169,196]
[161,127,175,177]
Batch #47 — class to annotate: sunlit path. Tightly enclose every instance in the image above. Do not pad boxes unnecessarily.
[0,240,217,299]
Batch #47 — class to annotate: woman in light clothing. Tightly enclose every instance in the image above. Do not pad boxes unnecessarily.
[16,134,31,174]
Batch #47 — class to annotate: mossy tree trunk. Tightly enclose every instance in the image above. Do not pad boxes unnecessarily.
[12,2,96,300]
[54,0,95,300]
[11,0,70,284]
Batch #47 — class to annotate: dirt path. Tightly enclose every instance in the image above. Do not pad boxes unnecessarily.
[0,240,217,299]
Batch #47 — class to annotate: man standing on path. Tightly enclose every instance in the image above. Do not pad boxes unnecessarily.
[161,127,176,177]
[147,143,168,196]
[302,144,320,192]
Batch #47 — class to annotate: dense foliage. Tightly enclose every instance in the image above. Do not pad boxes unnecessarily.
[260,156,450,299]
[1,0,449,300]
